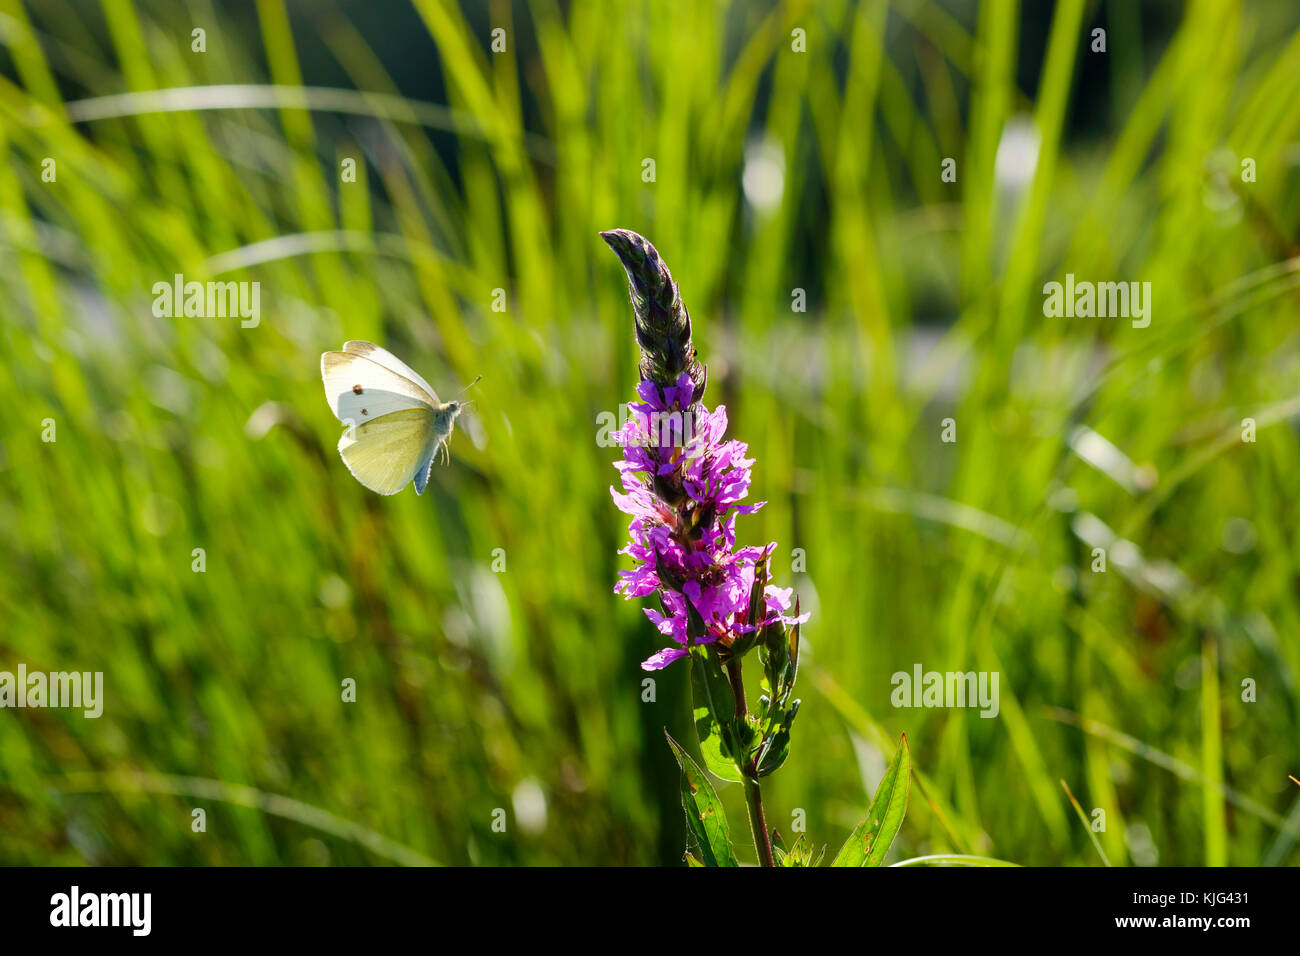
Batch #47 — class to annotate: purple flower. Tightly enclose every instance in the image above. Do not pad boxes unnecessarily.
[602,229,807,677]
[610,372,805,670]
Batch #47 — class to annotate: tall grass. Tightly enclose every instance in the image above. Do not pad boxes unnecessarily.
[1,0,1298,865]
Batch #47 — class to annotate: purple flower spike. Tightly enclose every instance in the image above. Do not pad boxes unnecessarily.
[604,232,808,670]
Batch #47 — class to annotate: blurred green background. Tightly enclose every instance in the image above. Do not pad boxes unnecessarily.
[1,0,1299,866]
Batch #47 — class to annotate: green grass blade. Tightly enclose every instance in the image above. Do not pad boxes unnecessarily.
[890,855,1019,867]
[1060,779,1111,867]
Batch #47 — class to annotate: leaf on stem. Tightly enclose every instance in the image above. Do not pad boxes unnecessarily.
[665,730,740,867]
[689,644,745,782]
[831,733,911,867]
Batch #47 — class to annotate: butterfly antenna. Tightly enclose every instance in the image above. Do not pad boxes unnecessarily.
[459,375,483,394]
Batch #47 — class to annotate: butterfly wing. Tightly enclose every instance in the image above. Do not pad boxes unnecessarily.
[413,453,435,495]
[342,340,440,404]
[322,349,436,427]
[411,407,463,493]
[336,408,439,496]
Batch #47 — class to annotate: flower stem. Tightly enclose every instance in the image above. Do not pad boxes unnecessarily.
[725,657,775,867]
[725,657,749,721]
[742,776,774,868]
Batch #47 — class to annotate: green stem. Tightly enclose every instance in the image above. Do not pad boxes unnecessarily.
[725,657,775,867]
[743,776,774,868]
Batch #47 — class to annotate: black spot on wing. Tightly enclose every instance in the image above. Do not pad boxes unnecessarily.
[332,387,431,424]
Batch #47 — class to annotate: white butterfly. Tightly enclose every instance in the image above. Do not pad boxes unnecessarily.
[320,340,470,495]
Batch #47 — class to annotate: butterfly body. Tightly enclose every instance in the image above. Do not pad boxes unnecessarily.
[321,340,465,495]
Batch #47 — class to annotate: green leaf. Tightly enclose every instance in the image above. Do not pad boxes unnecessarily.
[772,833,826,867]
[665,730,740,867]
[831,733,911,867]
[750,599,801,776]
[689,645,744,782]
[760,596,801,705]
[771,828,788,863]
[754,698,799,777]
